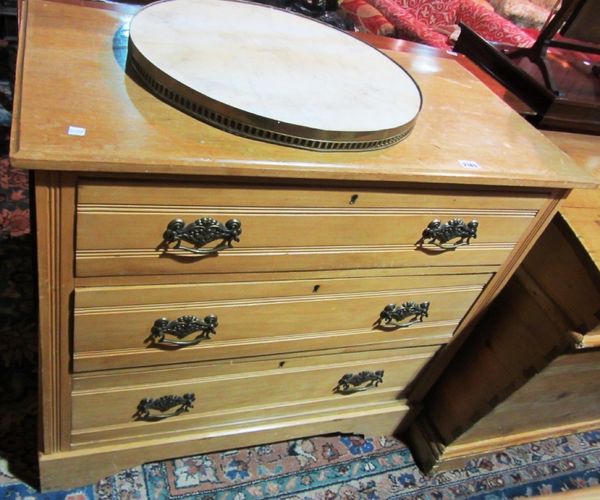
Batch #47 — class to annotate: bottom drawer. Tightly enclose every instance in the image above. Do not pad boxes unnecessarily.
[44,399,412,491]
[71,345,439,445]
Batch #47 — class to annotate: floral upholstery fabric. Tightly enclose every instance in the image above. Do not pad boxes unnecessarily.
[361,0,534,48]
[367,0,449,47]
[470,0,495,10]
[339,0,395,36]
[458,0,535,46]
[390,0,460,26]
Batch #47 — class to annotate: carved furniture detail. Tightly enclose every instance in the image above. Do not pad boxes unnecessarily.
[334,370,385,394]
[150,315,218,347]
[377,301,430,328]
[161,217,242,255]
[135,393,196,421]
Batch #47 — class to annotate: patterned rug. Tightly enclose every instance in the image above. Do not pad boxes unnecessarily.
[1,430,600,499]
[1,66,600,500]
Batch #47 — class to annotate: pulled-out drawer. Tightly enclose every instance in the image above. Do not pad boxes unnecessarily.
[75,179,544,277]
[70,346,437,445]
[73,272,490,371]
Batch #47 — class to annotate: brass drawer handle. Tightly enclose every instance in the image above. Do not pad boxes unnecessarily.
[161,217,242,255]
[418,218,478,250]
[151,314,218,347]
[376,301,430,329]
[134,393,195,421]
[334,370,384,394]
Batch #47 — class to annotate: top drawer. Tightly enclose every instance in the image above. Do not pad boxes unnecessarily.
[75,179,546,277]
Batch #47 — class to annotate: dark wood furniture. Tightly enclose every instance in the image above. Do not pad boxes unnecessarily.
[453,0,600,135]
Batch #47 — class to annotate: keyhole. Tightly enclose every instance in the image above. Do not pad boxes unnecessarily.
[313,285,320,293]
[350,194,359,205]
[279,361,286,368]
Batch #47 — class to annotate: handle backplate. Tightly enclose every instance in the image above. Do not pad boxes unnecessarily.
[134,393,195,421]
[376,301,430,329]
[161,217,241,255]
[417,218,478,250]
[334,370,384,394]
[151,314,218,347]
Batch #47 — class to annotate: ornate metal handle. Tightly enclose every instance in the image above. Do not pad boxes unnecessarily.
[334,370,384,394]
[417,218,478,250]
[134,393,195,421]
[161,217,242,255]
[151,314,218,347]
[376,301,430,329]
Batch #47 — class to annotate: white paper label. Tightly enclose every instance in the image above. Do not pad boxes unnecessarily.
[459,160,481,169]
[67,126,86,137]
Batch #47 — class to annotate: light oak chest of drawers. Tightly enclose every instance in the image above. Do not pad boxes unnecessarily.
[11,0,595,491]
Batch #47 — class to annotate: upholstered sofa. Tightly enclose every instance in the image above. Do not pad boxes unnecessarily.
[340,0,535,48]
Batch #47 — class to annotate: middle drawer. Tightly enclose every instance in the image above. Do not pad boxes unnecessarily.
[73,272,491,371]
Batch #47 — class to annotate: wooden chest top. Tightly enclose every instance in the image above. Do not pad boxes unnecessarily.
[10,0,596,189]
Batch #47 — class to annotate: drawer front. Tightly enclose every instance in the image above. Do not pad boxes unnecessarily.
[79,178,549,210]
[73,273,489,371]
[71,346,438,440]
[77,211,532,250]
[76,246,515,277]
[71,399,412,456]
[75,180,542,277]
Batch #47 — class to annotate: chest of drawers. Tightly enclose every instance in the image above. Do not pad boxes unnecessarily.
[11,0,595,491]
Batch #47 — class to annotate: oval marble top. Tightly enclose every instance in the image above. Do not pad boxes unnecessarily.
[127,0,422,150]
